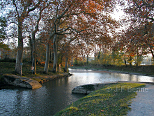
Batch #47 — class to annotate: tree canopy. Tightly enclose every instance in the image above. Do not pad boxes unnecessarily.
[0,0,154,75]
[0,17,7,40]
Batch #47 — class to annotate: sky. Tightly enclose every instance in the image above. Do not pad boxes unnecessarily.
[112,8,126,21]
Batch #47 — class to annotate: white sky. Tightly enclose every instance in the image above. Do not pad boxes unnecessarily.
[112,8,126,21]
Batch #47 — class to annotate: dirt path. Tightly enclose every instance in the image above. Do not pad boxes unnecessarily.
[127,84,154,116]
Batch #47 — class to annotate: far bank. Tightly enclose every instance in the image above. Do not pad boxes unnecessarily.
[70,65,154,77]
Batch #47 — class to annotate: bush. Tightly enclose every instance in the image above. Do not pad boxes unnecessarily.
[23,58,30,63]
[73,60,87,66]
[0,58,16,62]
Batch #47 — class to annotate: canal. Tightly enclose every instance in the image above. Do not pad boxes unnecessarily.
[0,69,154,116]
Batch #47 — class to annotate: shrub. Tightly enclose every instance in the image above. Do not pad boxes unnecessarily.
[0,58,16,62]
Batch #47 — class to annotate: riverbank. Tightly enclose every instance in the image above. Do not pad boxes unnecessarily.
[0,62,71,89]
[1,73,71,89]
[70,65,154,77]
[54,82,145,116]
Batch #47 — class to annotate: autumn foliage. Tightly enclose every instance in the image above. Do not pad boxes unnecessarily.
[0,0,154,75]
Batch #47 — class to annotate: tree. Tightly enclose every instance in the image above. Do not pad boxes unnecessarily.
[1,0,42,75]
[29,3,49,74]
[1,0,120,74]
[0,42,10,50]
[125,0,154,22]
[123,0,154,59]
[43,0,118,73]
[0,17,7,41]
[61,42,71,72]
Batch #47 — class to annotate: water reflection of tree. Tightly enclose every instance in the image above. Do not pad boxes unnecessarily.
[15,90,26,115]
[129,75,139,82]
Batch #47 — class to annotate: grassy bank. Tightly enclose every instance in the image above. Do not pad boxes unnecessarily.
[0,62,55,75]
[55,83,145,116]
[70,65,154,76]
[0,62,67,85]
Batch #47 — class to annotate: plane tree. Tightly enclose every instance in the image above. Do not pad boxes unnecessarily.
[124,0,154,22]
[41,0,119,73]
[124,0,154,58]
[0,0,45,75]
[28,2,50,74]
[0,0,121,74]
[0,17,7,41]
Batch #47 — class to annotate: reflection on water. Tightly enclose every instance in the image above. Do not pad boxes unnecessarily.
[0,69,153,116]
[69,68,154,84]
[0,78,85,116]
[112,73,154,82]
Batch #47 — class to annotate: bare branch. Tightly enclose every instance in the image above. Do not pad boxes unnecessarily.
[55,3,72,22]
[27,1,41,14]
[12,0,19,17]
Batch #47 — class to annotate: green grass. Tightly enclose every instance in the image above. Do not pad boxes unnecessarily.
[0,62,63,83]
[54,83,145,116]
[0,62,54,75]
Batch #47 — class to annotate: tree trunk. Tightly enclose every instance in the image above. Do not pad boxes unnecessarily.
[129,56,132,66]
[52,34,58,73]
[44,43,50,73]
[29,37,33,63]
[124,60,127,66]
[15,20,23,75]
[150,49,154,59]
[150,49,154,65]
[50,49,52,62]
[32,32,36,74]
[87,54,89,65]
[64,57,68,72]
[136,47,138,66]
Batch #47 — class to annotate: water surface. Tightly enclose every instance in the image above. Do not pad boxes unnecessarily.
[0,69,153,115]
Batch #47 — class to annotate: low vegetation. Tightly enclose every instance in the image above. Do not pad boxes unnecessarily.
[55,83,145,116]
[0,62,65,84]
[0,62,57,75]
